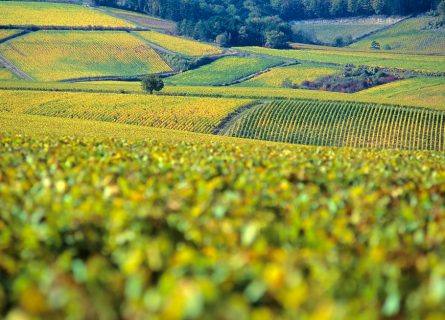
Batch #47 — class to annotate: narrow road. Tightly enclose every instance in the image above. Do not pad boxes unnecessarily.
[0,54,33,80]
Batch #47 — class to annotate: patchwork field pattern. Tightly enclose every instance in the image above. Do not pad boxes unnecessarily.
[136,31,223,56]
[0,1,134,28]
[224,100,445,150]
[0,90,252,133]
[165,56,285,86]
[350,16,445,54]
[238,46,445,73]
[0,31,172,81]
[235,62,340,88]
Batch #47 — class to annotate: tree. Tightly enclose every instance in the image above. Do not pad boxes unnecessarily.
[141,75,164,94]
[265,30,289,48]
[370,40,381,50]
[216,32,230,47]
[438,0,445,21]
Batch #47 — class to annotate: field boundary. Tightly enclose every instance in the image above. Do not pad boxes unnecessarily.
[0,30,32,44]
[218,61,299,86]
[0,54,33,80]
[59,71,179,83]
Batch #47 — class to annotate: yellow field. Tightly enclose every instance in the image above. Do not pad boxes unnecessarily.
[136,31,223,56]
[0,90,252,133]
[0,29,22,40]
[0,68,18,80]
[0,31,172,81]
[0,1,134,28]
[236,63,339,87]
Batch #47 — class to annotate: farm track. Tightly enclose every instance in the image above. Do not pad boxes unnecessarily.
[0,54,32,80]
[212,101,265,135]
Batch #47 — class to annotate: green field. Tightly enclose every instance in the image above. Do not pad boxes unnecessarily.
[350,16,445,54]
[357,77,445,106]
[292,17,398,45]
[0,90,251,134]
[237,45,445,73]
[223,100,445,150]
[234,62,340,88]
[165,56,285,86]
[136,31,224,56]
[0,31,171,81]
[2,113,445,319]
[0,1,134,28]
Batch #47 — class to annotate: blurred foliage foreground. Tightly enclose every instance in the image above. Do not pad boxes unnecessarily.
[1,134,445,320]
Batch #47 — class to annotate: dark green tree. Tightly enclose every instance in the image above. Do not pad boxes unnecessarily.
[141,75,164,94]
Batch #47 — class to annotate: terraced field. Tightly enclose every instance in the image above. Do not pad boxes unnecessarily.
[165,56,285,86]
[136,31,223,56]
[0,1,134,28]
[224,100,445,150]
[238,45,445,73]
[0,90,252,133]
[235,62,340,88]
[350,16,445,54]
[0,31,171,81]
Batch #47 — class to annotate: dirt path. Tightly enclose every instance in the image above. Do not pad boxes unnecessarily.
[0,54,33,80]
[212,101,266,135]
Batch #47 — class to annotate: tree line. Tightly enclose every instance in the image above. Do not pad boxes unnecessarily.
[96,0,444,47]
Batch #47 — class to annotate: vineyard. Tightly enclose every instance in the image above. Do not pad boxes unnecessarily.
[0,1,134,28]
[237,46,445,73]
[235,62,340,88]
[224,100,445,151]
[136,31,223,56]
[0,90,252,134]
[357,77,445,108]
[0,31,172,81]
[350,16,445,54]
[2,113,445,319]
[105,8,176,31]
[165,56,285,86]
[292,16,400,46]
